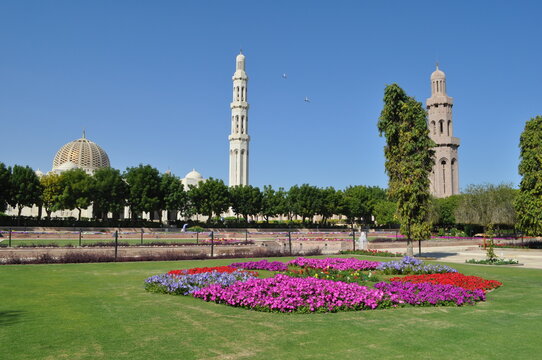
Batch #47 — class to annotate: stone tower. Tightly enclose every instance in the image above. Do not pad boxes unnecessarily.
[229,51,250,186]
[426,65,460,197]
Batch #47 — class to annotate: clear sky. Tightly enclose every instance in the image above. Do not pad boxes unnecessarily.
[1,0,540,191]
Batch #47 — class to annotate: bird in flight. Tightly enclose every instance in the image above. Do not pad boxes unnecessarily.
[304,96,311,103]
[282,73,288,79]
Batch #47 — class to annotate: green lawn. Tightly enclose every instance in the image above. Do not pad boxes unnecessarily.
[1,256,541,360]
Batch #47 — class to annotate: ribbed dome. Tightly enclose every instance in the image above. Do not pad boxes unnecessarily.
[52,135,110,173]
[185,169,203,180]
[431,65,445,80]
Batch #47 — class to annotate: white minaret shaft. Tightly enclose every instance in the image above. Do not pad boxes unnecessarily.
[426,64,460,198]
[229,52,250,186]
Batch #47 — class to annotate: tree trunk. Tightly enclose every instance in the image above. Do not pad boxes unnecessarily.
[77,208,82,221]
[406,238,414,257]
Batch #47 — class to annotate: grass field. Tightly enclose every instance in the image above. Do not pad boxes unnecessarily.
[1,256,541,360]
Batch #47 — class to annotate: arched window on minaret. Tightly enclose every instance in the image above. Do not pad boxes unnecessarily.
[245,115,248,133]
[447,120,451,136]
[431,121,436,135]
[441,159,447,194]
[241,115,244,133]
[241,87,244,101]
[451,158,456,194]
[236,115,239,133]
[439,120,444,134]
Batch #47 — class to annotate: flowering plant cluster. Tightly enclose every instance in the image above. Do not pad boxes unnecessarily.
[285,267,379,284]
[377,256,458,275]
[230,259,288,272]
[200,239,254,245]
[145,270,256,295]
[281,238,351,242]
[193,274,391,313]
[374,281,485,306]
[288,257,380,271]
[389,273,503,292]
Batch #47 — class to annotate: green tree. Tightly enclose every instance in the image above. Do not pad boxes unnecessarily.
[0,163,11,212]
[92,167,128,220]
[40,173,63,219]
[188,178,230,221]
[287,184,320,223]
[317,187,342,225]
[432,195,462,226]
[515,115,542,235]
[341,185,387,226]
[229,185,262,221]
[261,185,286,223]
[58,168,94,220]
[377,84,435,256]
[373,200,398,227]
[160,172,189,221]
[124,165,162,220]
[9,165,42,217]
[455,183,517,236]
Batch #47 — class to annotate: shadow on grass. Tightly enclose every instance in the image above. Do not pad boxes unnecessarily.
[0,310,25,326]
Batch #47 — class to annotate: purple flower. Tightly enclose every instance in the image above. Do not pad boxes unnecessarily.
[288,257,380,271]
[230,260,288,272]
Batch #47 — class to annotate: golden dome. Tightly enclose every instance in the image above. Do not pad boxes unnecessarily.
[52,133,110,173]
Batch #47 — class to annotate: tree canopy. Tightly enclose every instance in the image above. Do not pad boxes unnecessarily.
[515,115,542,236]
[377,84,435,255]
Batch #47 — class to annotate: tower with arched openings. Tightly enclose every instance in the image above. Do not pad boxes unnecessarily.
[426,64,460,197]
[228,51,250,186]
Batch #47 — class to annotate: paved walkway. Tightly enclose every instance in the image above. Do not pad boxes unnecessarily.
[382,244,542,269]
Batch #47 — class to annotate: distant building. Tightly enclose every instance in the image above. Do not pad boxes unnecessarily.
[426,65,460,197]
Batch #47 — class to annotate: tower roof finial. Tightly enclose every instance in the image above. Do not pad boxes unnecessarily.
[436,61,439,70]
[82,129,86,139]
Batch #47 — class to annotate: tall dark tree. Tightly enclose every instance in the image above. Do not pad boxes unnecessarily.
[58,168,94,220]
[515,115,542,236]
[0,162,11,212]
[124,165,162,220]
[229,185,263,221]
[9,165,42,217]
[377,84,435,256]
[92,167,128,220]
[188,178,230,221]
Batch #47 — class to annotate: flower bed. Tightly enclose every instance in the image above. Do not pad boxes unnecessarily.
[288,257,380,271]
[145,270,256,295]
[377,256,457,275]
[193,274,390,313]
[389,273,502,292]
[285,267,379,284]
[374,281,485,306]
[230,260,288,272]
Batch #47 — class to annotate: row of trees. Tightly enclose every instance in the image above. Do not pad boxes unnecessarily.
[0,162,397,226]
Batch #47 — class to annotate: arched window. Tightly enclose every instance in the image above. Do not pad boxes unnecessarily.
[236,115,239,133]
[441,159,447,194]
[439,120,444,134]
[451,159,457,194]
[431,121,436,135]
[241,87,244,101]
[447,120,451,136]
[241,115,244,133]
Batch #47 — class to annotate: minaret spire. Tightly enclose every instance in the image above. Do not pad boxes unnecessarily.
[228,51,250,186]
[426,65,460,198]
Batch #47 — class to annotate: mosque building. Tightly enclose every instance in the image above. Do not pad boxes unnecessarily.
[426,65,460,198]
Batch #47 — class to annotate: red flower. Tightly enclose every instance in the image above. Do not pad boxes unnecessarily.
[389,273,502,292]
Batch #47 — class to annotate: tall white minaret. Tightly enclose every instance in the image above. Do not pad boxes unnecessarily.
[229,51,250,186]
[426,64,460,197]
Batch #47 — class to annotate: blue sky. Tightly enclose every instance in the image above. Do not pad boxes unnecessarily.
[1,0,540,190]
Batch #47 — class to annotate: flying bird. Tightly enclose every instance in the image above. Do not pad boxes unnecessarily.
[304,96,311,103]
[282,73,288,79]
